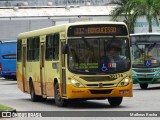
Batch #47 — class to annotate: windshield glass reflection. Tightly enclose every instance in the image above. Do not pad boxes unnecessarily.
[68,38,130,74]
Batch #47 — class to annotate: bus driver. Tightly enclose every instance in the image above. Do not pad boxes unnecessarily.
[100,40,127,71]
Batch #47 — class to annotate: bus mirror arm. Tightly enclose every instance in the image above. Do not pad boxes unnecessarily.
[62,43,68,54]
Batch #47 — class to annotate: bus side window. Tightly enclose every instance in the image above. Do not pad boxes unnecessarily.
[27,38,34,61]
[53,34,59,60]
[34,37,40,61]
[17,40,22,62]
[46,35,53,60]
[46,33,59,60]
[27,37,40,61]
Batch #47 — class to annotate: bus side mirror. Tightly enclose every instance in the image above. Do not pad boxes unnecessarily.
[62,43,68,54]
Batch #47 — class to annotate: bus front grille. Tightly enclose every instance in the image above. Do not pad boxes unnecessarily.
[137,74,155,77]
[86,83,114,87]
[133,69,154,73]
[80,76,116,82]
[90,89,112,94]
[138,78,153,82]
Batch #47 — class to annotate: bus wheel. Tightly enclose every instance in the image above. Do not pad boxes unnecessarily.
[140,83,148,89]
[30,82,39,102]
[108,97,123,106]
[54,82,67,107]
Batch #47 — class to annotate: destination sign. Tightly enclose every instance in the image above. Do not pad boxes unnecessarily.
[67,24,128,37]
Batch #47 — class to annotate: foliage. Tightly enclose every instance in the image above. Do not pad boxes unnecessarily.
[109,0,160,33]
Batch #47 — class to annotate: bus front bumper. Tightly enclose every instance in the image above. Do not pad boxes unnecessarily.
[66,82,132,99]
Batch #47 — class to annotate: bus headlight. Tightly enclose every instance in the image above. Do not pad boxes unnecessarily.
[118,77,130,86]
[70,78,84,87]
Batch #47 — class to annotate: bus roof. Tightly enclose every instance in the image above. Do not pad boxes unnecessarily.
[0,40,17,44]
[130,33,160,36]
[18,21,127,39]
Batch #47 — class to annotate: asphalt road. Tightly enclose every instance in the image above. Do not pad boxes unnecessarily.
[0,77,160,120]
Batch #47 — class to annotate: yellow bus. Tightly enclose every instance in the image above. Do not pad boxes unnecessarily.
[17,21,132,107]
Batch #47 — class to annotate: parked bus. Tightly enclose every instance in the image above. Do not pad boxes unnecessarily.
[17,21,132,107]
[130,33,160,89]
[0,41,16,80]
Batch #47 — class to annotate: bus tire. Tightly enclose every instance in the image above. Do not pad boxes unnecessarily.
[30,82,39,102]
[108,97,123,106]
[140,83,148,89]
[54,82,67,107]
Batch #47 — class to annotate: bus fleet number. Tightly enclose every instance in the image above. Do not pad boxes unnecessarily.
[110,74,123,79]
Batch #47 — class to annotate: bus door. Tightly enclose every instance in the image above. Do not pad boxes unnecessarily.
[61,42,67,96]
[22,45,27,92]
[40,42,46,96]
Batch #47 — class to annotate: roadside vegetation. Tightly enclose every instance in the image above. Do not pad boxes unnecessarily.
[109,0,160,33]
[0,104,14,111]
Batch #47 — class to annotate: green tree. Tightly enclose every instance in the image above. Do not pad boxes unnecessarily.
[132,0,160,32]
[108,0,135,33]
[109,0,160,33]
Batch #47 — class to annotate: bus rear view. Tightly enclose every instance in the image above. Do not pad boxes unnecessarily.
[130,33,160,89]
[0,41,16,79]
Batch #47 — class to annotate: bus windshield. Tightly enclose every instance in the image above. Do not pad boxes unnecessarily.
[68,37,130,74]
[131,35,160,68]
